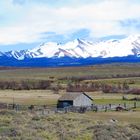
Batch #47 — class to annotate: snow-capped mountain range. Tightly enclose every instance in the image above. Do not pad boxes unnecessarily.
[1,35,140,61]
[0,35,140,67]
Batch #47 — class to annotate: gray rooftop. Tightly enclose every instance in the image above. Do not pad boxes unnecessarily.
[58,92,93,101]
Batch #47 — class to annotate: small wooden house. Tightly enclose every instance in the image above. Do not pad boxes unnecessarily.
[57,92,93,108]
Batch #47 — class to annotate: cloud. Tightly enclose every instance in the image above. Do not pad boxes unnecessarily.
[120,19,140,29]
[0,26,41,45]
[0,0,140,45]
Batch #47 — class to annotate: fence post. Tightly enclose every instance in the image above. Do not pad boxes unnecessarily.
[134,102,136,108]
[6,104,8,109]
[124,103,126,109]
[15,104,18,112]
[105,106,107,112]
[109,104,111,109]
[42,109,44,115]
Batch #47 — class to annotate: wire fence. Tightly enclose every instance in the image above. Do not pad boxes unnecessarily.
[0,101,140,115]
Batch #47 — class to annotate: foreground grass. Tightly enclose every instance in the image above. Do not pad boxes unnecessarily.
[0,110,139,140]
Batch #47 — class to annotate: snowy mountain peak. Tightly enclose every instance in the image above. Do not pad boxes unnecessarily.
[2,35,140,60]
[127,34,140,40]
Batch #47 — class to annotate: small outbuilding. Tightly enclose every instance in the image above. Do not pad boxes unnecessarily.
[57,92,93,108]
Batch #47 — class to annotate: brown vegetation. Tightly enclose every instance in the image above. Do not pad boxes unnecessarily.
[67,81,130,93]
[0,80,51,90]
[0,110,139,140]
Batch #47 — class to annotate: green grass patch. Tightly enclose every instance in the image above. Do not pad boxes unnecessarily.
[94,98,140,105]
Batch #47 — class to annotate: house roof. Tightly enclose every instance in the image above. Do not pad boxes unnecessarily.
[58,92,93,101]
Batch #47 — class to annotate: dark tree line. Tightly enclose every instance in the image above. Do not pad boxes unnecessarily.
[102,82,129,93]
[59,73,140,82]
[67,82,130,93]
[0,80,51,90]
[67,81,140,95]
[127,88,140,95]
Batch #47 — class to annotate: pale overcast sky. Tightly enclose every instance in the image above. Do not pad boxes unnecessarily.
[0,0,140,51]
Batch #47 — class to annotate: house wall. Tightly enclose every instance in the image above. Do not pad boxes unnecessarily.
[73,94,93,107]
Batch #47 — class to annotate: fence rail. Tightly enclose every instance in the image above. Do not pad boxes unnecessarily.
[0,102,140,115]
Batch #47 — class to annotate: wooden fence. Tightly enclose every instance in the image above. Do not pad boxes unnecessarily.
[0,102,140,115]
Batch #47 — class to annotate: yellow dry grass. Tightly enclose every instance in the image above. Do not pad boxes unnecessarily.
[0,90,139,106]
[0,90,61,105]
[85,111,140,124]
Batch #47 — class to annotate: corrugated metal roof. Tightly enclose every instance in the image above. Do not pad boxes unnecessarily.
[58,92,93,101]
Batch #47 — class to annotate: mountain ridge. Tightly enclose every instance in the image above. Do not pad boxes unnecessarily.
[1,35,140,60]
[0,35,140,67]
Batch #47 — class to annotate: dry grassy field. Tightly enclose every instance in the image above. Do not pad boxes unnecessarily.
[0,64,140,140]
[0,63,140,81]
[0,90,139,106]
[0,110,139,140]
[0,90,59,105]
[0,63,139,105]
